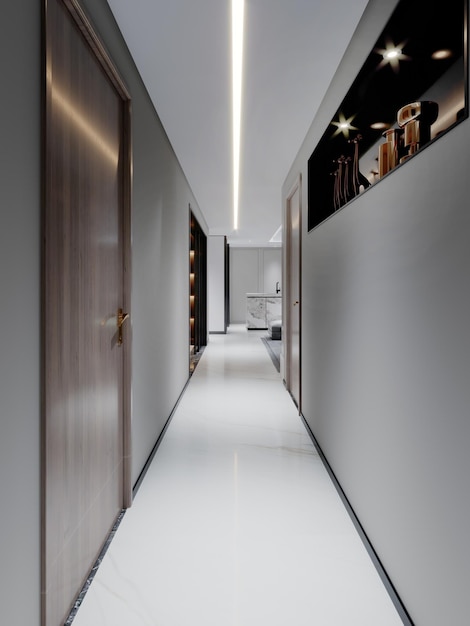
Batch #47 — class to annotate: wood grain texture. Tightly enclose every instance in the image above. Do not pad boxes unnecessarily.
[42,1,132,624]
[285,176,301,409]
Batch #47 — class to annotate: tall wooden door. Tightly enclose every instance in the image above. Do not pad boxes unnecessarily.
[285,176,301,408]
[42,1,131,624]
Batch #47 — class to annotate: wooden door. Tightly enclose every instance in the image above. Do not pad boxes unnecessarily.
[42,1,131,624]
[285,176,301,408]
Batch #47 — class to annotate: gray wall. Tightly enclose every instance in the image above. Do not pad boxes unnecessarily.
[0,1,207,623]
[230,247,282,323]
[283,1,470,624]
[0,3,41,624]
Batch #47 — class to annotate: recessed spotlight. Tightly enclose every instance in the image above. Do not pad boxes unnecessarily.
[370,121,389,130]
[432,49,453,60]
[332,112,358,138]
[383,48,401,60]
[375,38,410,72]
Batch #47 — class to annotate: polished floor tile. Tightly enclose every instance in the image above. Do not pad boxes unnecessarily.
[73,325,402,626]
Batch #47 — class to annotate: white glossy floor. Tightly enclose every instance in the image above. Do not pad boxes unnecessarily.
[73,325,402,626]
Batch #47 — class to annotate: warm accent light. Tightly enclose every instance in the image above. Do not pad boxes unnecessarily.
[375,38,410,72]
[370,121,390,130]
[432,49,453,60]
[331,112,358,138]
[384,48,401,59]
[232,0,245,231]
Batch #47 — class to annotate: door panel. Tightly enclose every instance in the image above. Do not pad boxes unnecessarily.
[42,1,131,624]
[286,178,301,408]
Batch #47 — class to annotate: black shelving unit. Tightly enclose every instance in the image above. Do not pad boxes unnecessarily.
[190,211,207,364]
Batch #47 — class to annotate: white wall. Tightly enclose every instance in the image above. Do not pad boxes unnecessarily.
[0,1,208,623]
[208,235,226,333]
[230,247,282,323]
[263,248,283,296]
[283,0,470,623]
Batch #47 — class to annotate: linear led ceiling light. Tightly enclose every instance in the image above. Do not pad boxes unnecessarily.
[232,0,244,231]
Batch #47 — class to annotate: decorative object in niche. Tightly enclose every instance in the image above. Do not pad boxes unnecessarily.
[378,100,439,175]
[332,134,371,211]
[308,0,468,231]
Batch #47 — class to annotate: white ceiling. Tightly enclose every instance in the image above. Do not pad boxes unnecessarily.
[106,0,370,246]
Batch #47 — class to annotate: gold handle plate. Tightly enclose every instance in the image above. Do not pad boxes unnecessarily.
[117,308,129,346]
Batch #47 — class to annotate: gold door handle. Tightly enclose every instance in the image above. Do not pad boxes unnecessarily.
[117,308,129,346]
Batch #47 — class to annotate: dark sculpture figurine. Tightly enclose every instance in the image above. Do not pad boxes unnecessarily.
[332,134,371,211]
[350,134,371,195]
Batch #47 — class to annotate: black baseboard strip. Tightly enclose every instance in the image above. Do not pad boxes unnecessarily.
[132,376,191,497]
[300,413,414,626]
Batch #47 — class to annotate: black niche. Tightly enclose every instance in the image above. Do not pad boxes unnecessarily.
[308,0,468,231]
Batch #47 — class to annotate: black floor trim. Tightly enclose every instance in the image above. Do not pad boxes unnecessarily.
[300,413,414,626]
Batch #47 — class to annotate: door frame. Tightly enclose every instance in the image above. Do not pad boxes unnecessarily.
[283,173,302,411]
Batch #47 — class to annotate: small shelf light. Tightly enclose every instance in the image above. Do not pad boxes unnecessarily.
[331,112,358,138]
[383,47,401,60]
[375,38,410,72]
[370,121,390,130]
[432,49,453,60]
